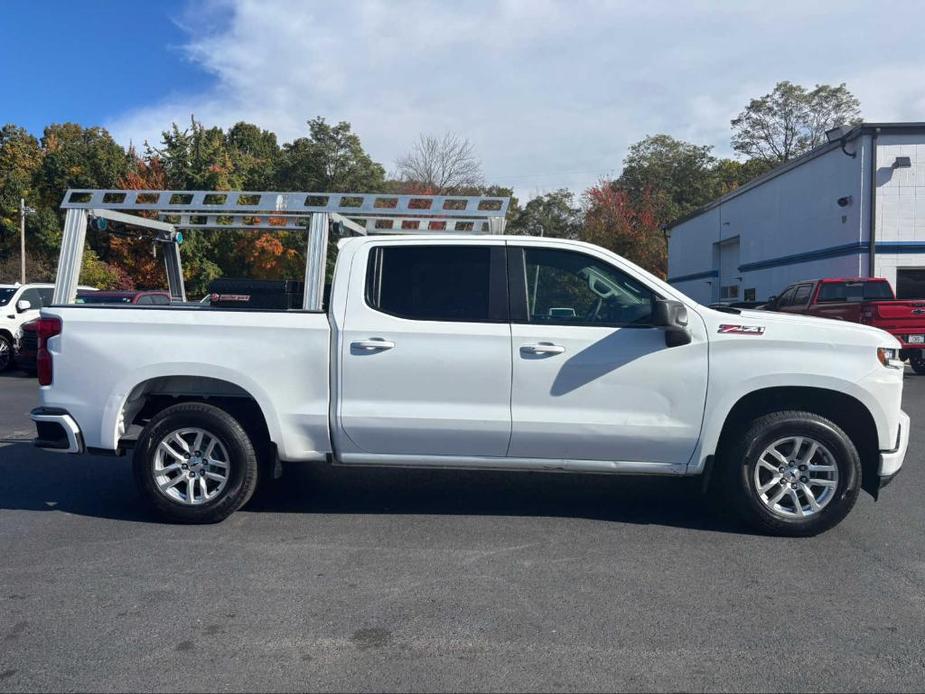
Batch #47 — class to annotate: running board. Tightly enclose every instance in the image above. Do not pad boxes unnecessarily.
[334,453,687,476]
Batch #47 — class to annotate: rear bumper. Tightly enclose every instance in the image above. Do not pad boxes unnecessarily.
[31,407,84,454]
[879,409,910,481]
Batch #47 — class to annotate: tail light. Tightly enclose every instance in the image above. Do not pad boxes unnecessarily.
[36,317,62,386]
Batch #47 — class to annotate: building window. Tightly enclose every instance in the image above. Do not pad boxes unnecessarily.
[744,288,756,302]
[896,269,925,299]
[720,285,739,299]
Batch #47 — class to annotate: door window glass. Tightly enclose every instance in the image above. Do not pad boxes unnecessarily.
[521,248,655,326]
[775,287,797,308]
[366,245,495,322]
[791,284,813,306]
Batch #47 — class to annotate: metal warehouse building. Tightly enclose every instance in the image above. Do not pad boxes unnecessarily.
[667,122,925,305]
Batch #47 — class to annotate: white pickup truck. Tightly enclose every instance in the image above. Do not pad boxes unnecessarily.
[32,190,910,536]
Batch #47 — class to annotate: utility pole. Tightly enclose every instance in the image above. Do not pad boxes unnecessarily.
[20,198,26,284]
[19,198,35,284]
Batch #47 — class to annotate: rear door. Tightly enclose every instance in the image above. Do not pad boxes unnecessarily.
[506,244,708,465]
[336,240,512,458]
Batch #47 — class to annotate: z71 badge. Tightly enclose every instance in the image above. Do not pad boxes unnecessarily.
[718,324,765,335]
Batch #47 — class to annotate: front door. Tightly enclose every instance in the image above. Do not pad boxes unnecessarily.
[507,245,708,465]
[337,241,512,458]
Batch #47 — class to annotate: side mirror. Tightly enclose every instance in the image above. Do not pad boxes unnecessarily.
[766,295,777,310]
[652,299,691,347]
[16,299,32,313]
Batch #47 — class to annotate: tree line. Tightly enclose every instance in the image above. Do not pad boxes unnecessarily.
[0,81,860,293]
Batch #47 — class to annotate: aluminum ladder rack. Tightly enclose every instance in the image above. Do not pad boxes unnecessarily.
[56,189,511,310]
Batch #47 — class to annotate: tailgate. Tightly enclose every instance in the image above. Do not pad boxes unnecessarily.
[867,300,925,337]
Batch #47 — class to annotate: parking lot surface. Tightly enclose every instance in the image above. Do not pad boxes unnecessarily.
[1,369,924,692]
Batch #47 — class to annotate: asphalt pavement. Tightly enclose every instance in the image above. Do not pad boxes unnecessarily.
[1,368,924,692]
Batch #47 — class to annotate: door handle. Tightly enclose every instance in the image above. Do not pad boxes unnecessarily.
[521,342,565,355]
[352,338,395,351]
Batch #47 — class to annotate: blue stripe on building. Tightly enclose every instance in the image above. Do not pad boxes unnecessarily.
[667,269,718,283]
[874,241,925,254]
[670,241,925,285]
[738,242,868,272]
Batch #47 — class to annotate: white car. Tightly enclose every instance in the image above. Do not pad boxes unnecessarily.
[0,283,97,371]
[0,283,57,371]
[31,236,909,536]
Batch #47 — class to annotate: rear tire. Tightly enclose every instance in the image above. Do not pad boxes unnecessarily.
[909,352,925,374]
[133,402,259,523]
[0,334,12,372]
[722,411,861,536]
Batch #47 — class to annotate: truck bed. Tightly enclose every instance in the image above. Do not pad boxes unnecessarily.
[39,305,332,460]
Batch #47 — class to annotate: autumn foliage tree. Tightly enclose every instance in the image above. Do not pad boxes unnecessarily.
[582,182,666,278]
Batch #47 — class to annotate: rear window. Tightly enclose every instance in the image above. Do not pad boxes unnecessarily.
[76,294,134,304]
[817,281,893,303]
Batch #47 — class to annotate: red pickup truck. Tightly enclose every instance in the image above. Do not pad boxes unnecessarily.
[767,277,925,372]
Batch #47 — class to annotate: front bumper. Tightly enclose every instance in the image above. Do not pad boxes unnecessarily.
[31,407,84,454]
[879,409,910,483]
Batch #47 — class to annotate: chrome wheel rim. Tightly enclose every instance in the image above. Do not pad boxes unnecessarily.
[153,427,230,505]
[0,339,10,370]
[753,436,839,518]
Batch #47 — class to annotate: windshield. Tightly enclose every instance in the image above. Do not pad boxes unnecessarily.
[76,294,134,304]
[0,288,15,306]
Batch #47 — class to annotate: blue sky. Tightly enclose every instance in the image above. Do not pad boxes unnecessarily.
[2,0,924,198]
[0,0,212,137]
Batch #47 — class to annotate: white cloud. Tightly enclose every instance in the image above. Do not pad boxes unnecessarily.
[105,0,925,199]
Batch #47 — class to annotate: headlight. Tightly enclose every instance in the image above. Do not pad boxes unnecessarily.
[877,347,904,369]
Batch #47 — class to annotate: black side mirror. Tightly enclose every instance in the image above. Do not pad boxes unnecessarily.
[766,295,777,310]
[652,299,691,347]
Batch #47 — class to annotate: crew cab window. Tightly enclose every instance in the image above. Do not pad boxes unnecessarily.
[366,245,502,322]
[791,284,813,306]
[818,281,893,303]
[520,248,655,326]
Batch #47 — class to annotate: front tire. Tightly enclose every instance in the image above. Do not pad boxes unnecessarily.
[133,402,259,523]
[722,411,861,536]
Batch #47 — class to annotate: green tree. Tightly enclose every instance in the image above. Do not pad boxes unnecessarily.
[150,117,241,190]
[276,117,385,192]
[0,125,44,259]
[38,123,131,205]
[508,189,581,238]
[731,81,862,162]
[617,134,723,224]
[225,122,280,190]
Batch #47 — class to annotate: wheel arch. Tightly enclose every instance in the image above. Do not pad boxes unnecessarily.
[713,386,880,498]
[113,373,279,459]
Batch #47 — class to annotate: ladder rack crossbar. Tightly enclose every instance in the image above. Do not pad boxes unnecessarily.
[156,213,497,233]
[62,189,509,219]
